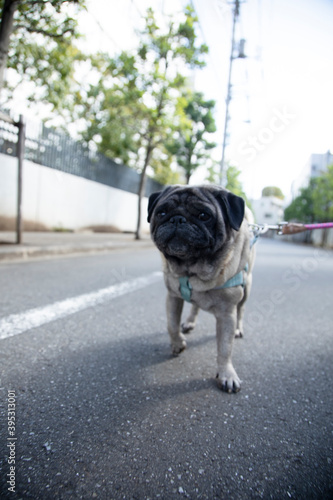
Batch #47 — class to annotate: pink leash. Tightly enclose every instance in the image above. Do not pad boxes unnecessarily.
[250,221,333,235]
[304,222,333,230]
[281,222,333,235]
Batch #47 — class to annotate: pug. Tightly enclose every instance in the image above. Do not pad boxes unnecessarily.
[148,184,256,393]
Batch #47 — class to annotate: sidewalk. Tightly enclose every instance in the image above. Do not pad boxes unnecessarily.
[0,231,154,262]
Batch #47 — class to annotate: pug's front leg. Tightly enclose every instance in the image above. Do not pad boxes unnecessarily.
[182,304,200,334]
[166,293,187,355]
[215,306,241,393]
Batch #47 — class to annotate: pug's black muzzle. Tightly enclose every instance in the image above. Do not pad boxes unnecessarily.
[154,214,214,259]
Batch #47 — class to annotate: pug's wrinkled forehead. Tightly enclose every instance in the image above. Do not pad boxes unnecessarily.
[161,187,216,211]
[149,185,211,214]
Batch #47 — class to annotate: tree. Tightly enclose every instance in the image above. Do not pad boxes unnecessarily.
[80,6,208,239]
[262,186,284,199]
[166,90,216,183]
[284,184,315,223]
[311,165,333,222]
[81,51,147,166]
[284,166,333,222]
[0,0,86,112]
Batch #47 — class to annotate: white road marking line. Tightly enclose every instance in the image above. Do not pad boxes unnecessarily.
[0,271,163,341]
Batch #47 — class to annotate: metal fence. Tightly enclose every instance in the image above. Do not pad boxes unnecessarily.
[0,117,162,197]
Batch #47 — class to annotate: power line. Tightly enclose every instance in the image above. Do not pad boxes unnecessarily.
[189,0,226,89]
[88,10,121,52]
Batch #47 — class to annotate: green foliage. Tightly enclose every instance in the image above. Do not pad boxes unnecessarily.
[311,165,333,221]
[150,152,181,185]
[10,0,83,39]
[0,0,86,111]
[284,184,314,223]
[225,165,243,195]
[81,52,146,165]
[80,5,208,183]
[262,186,285,199]
[284,165,333,222]
[225,165,251,208]
[205,163,250,205]
[206,163,220,184]
[166,90,217,183]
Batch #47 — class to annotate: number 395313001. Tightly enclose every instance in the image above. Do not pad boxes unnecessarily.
[7,391,16,437]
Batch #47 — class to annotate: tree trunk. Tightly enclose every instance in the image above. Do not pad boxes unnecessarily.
[0,0,20,96]
[135,83,166,240]
[185,171,191,184]
[185,151,193,184]
[135,139,154,240]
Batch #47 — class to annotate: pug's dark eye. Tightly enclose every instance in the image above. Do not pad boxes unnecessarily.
[157,210,166,218]
[198,212,210,222]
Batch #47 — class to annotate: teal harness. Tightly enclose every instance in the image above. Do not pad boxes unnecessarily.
[178,266,247,303]
[178,232,258,303]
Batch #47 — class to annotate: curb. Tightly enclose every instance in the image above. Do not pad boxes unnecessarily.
[0,241,154,263]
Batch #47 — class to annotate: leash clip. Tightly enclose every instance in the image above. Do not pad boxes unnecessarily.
[276,222,288,235]
[249,222,288,235]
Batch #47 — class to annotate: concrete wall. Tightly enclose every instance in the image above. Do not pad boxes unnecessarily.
[0,153,150,233]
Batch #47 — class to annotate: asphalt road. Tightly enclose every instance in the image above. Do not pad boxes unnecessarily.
[0,239,332,499]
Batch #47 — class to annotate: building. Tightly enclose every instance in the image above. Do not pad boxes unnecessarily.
[291,150,333,198]
[251,196,284,225]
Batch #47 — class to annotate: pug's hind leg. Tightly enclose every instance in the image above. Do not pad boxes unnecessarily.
[166,293,187,355]
[181,304,200,334]
[235,301,245,338]
[236,273,252,338]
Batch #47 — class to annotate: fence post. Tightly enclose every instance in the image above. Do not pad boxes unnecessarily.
[16,115,25,244]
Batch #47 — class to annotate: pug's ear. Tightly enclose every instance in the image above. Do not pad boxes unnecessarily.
[215,191,245,231]
[147,191,163,223]
[147,186,176,222]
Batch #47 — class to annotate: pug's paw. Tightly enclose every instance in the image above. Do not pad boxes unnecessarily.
[171,335,187,356]
[181,322,196,334]
[235,329,243,338]
[216,364,241,393]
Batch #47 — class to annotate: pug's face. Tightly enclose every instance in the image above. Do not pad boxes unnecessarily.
[148,185,245,261]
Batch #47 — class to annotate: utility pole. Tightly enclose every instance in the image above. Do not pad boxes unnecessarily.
[16,115,26,244]
[0,111,25,244]
[219,0,241,185]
